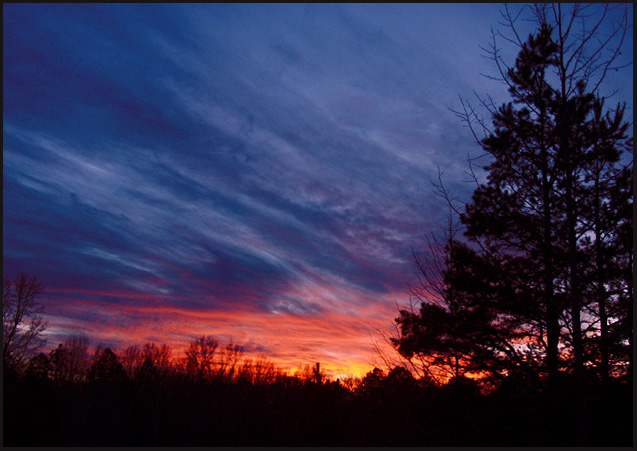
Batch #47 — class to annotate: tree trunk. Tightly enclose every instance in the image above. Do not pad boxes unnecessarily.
[593,168,609,384]
[541,147,559,386]
[566,163,584,379]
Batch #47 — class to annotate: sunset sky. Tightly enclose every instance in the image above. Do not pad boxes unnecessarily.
[3,4,632,377]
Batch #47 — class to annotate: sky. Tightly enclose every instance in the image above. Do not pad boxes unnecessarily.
[3,3,633,377]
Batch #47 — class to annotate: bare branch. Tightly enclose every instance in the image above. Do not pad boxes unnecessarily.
[3,274,47,368]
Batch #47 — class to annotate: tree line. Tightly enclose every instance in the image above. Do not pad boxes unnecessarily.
[12,332,332,388]
[5,325,630,446]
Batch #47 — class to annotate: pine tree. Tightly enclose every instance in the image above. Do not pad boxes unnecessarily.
[579,99,632,383]
[456,5,632,386]
[395,5,632,392]
[393,193,533,384]
[460,23,570,384]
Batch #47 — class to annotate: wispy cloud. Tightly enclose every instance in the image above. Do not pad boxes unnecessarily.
[4,3,631,376]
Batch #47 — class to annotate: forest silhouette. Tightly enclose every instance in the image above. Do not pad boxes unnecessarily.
[3,4,633,447]
[3,332,632,446]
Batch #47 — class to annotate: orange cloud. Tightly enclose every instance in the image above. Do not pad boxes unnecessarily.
[41,280,407,378]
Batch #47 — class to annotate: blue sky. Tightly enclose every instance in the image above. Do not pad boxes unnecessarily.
[3,3,632,375]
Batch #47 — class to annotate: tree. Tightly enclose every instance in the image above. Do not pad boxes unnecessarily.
[598,164,633,380]
[392,175,535,385]
[120,344,143,380]
[183,335,219,380]
[216,340,244,381]
[3,274,47,369]
[25,352,52,380]
[578,103,633,383]
[49,344,70,382]
[87,347,128,385]
[452,3,632,386]
[459,22,570,384]
[141,342,173,376]
[136,356,159,385]
[393,226,535,385]
[64,334,90,381]
[250,355,280,385]
[393,5,631,396]
[358,367,386,396]
[50,334,90,383]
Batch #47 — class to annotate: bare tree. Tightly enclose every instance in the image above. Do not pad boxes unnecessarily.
[50,335,90,382]
[251,355,279,385]
[3,274,47,368]
[64,334,90,381]
[120,344,144,380]
[142,342,173,376]
[184,335,219,380]
[216,340,244,381]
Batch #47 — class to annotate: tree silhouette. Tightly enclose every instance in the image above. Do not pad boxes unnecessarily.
[49,335,90,383]
[393,189,534,384]
[183,335,219,380]
[216,340,244,381]
[121,344,144,380]
[579,111,633,383]
[3,274,47,369]
[65,334,90,381]
[49,343,70,382]
[25,352,52,380]
[87,347,128,385]
[136,356,159,384]
[4,328,632,446]
[358,367,386,396]
[449,4,632,387]
[141,342,173,377]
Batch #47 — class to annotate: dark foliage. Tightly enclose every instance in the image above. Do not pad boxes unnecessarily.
[394,4,632,391]
[4,359,631,446]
